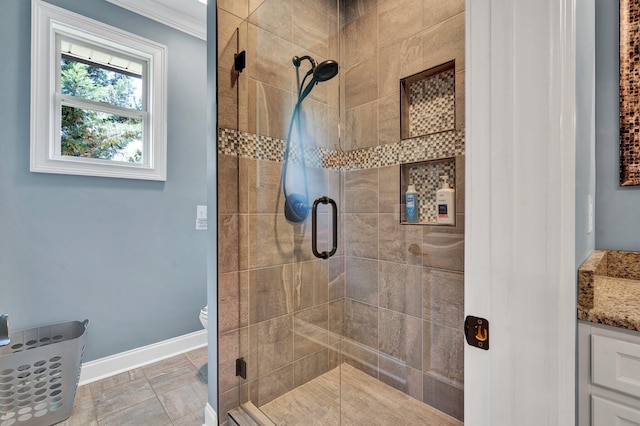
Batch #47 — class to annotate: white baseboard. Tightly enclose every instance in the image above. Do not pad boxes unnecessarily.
[204,403,218,426]
[79,329,207,386]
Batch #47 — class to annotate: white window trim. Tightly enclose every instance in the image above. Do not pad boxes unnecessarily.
[30,0,167,181]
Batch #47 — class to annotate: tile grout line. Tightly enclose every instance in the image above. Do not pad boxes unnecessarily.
[144,360,178,425]
[77,351,207,426]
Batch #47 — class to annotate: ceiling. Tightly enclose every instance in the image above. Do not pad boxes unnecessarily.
[105,0,206,40]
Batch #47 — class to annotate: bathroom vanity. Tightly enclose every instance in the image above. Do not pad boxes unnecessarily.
[578,250,640,425]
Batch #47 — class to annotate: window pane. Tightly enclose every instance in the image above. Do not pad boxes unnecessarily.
[61,105,143,163]
[60,58,143,110]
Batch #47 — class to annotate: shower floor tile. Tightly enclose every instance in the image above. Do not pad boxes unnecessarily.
[55,348,208,426]
[260,363,462,426]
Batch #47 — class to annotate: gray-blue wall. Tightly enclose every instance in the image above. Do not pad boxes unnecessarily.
[0,0,207,361]
[596,0,640,251]
[576,0,597,269]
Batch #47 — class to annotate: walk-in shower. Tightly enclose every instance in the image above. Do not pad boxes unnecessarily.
[282,55,339,224]
[217,0,466,424]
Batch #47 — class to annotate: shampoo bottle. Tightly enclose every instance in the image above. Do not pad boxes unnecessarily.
[405,184,419,224]
[436,176,455,225]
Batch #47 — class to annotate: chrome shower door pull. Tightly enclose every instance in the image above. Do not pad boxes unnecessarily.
[311,196,338,259]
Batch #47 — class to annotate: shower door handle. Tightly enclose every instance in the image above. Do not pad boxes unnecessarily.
[312,196,338,259]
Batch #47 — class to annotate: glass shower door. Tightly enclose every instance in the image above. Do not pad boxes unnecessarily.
[218,0,465,424]
[216,0,344,423]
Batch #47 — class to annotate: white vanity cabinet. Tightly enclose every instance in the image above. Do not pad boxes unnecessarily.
[579,321,640,425]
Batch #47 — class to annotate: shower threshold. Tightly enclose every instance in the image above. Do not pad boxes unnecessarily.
[228,363,462,426]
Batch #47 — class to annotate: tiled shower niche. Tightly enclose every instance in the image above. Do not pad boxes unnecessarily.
[401,61,456,140]
[400,158,456,225]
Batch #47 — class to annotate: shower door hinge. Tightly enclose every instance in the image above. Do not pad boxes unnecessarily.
[236,357,247,379]
[234,51,246,73]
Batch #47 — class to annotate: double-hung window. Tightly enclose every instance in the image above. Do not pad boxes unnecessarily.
[31,0,167,180]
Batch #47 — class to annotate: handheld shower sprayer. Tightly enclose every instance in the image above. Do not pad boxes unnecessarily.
[282,55,339,223]
[293,56,339,104]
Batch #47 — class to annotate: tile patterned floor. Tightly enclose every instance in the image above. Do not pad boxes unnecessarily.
[58,348,459,426]
[56,346,208,426]
[260,364,463,426]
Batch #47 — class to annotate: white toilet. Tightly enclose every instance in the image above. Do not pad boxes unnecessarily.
[199,306,208,329]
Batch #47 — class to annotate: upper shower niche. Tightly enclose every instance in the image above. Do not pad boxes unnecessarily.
[400,61,456,140]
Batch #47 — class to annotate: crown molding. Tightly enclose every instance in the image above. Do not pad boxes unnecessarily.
[105,0,206,40]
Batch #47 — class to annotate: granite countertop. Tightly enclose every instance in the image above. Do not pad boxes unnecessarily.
[578,250,640,331]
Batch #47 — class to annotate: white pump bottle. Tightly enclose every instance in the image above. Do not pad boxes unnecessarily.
[435,175,455,225]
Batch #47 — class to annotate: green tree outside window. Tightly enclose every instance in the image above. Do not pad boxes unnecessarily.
[60,59,143,163]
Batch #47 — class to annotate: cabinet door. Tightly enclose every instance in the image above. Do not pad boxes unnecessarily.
[592,396,640,425]
[593,335,640,399]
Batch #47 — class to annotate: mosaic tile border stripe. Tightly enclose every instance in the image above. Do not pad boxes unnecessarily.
[218,128,328,168]
[218,127,465,170]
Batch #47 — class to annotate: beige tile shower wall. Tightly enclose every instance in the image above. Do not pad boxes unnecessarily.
[217,152,344,423]
[341,0,465,151]
[218,0,340,149]
[341,157,465,422]
[338,1,465,422]
[217,137,466,421]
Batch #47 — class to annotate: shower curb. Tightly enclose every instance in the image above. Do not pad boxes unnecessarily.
[228,402,277,426]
